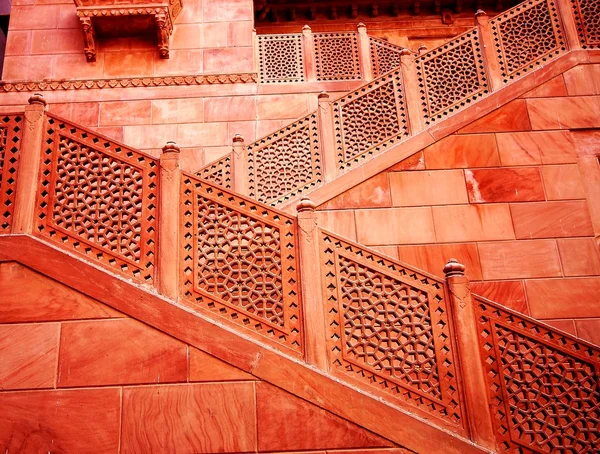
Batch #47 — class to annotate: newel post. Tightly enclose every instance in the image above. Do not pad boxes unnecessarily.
[475,10,504,91]
[399,50,425,134]
[302,25,317,82]
[555,0,581,50]
[158,141,181,300]
[297,197,328,370]
[232,134,247,194]
[12,93,48,234]
[317,91,338,182]
[444,259,497,451]
[357,23,373,81]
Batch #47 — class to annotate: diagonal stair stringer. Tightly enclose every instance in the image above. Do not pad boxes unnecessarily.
[0,234,489,454]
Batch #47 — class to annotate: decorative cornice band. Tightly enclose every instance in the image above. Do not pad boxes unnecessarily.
[0,73,259,92]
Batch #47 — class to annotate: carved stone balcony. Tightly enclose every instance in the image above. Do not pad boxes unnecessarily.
[74,0,183,62]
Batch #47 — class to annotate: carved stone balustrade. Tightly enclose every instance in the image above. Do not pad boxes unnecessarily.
[74,0,183,62]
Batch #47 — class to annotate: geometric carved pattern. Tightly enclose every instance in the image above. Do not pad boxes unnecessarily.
[180,174,303,354]
[0,114,23,233]
[571,0,600,49]
[196,153,232,189]
[314,33,361,81]
[370,36,404,77]
[416,29,489,124]
[258,34,305,83]
[491,0,566,81]
[35,114,158,283]
[333,69,408,169]
[321,231,465,431]
[474,296,600,453]
[247,113,321,206]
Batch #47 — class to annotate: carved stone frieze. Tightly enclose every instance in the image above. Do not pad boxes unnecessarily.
[0,73,258,92]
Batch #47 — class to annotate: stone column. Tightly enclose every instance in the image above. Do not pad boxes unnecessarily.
[302,25,317,82]
[158,141,181,300]
[399,49,425,134]
[475,10,504,91]
[317,92,337,182]
[297,197,328,370]
[12,93,48,234]
[357,23,373,81]
[444,258,497,451]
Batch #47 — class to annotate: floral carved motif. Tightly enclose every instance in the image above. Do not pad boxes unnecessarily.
[0,115,23,233]
[321,231,465,431]
[416,29,488,124]
[258,35,305,83]
[474,297,600,452]
[247,113,321,206]
[181,175,303,354]
[571,0,600,48]
[490,0,566,81]
[314,33,361,81]
[35,114,158,282]
[333,69,408,169]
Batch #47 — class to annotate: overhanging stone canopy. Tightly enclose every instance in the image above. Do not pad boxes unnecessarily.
[74,0,183,62]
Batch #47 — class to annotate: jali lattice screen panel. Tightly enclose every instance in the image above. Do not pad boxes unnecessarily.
[333,68,409,170]
[415,29,489,125]
[320,230,466,433]
[570,0,600,49]
[370,37,404,77]
[258,34,305,83]
[0,114,24,233]
[35,114,159,283]
[490,0,566,82]
[314,32,361,81]
[474,296,600,452]
[180,174,303,354]
[196,153,232,189]
[247,112,321,206]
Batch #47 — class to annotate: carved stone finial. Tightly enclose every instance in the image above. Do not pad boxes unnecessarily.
[318,91,329,101]
[296,196,316,213]
[357,22,367,30]
[302,24,311,31]
[28,93,47,106]
[443,258,466,278]
[162,141,180,154]
[399,48,413,57]
[232,134,244,144]
[417,44,428,55]
[475,9,487,17]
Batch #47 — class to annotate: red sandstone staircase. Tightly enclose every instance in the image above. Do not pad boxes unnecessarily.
[197,0,600,213]
[1,87,600,451]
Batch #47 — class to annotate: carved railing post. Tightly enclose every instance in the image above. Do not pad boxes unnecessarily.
[232,134,247,194]
[444,259,497,451]
[357,23,373,81]
[302,25,317,82]
[12,93,47,234]
[317,92,337,182]
[475,10,503,91]
[555,0,581,50]
[296,197,328,370]
[158,141,181,300]
[399,50,425,134]
[252,28,260,75]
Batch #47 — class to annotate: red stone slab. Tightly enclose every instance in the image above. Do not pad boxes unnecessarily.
[121,382,256,453]
[256,382,392,451]
[58,318,188,387]
[0,262,123,323]
[464,167,545,203]
[0,388,120,453]
[0,323,59,390]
